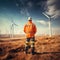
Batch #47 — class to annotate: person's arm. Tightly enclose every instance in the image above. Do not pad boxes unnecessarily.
[33,24,37,34]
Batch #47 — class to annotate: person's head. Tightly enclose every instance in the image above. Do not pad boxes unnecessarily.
[28,17,32,22]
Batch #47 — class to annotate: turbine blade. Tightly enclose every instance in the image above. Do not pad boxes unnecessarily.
[11,19,18,26]
[51,15,55,18]
[13,23,18,26]
[10,17,18,26]
[43,13,50,18]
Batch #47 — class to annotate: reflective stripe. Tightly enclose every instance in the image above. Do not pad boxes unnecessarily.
[31,45,34,47]
[25,40,35,48]
[30,41,34,44]
[26,42,31,46]
[31,41,34,47]
[26,41,29,43]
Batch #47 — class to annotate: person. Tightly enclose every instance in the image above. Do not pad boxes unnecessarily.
[24,17,37,54]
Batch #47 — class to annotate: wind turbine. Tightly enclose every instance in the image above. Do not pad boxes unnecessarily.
[43,12,55,37]
[10,19,18,38]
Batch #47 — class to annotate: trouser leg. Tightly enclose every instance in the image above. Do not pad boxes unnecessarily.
[31,37,35,54]
[25,46,29,53]
[25,38,30,53]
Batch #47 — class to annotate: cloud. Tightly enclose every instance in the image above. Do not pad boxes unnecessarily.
[47,0,56,5]
[27,1,33,8]
[20,8,30,17]
[16,3,19,7]
[37,20,48,25]
[45,0,60,18]
[16,0,30,17]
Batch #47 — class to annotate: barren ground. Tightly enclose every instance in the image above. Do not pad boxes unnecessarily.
[0,35,60,60]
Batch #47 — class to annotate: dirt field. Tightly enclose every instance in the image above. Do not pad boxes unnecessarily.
[0,35,60,60]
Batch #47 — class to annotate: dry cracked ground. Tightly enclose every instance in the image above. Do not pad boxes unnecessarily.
[0,35,60,60]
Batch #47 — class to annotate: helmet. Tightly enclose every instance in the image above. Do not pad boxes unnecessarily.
[28,17,32,20]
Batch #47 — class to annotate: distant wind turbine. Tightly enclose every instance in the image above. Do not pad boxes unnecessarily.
[43,12,55,37]
[10,19,18,38]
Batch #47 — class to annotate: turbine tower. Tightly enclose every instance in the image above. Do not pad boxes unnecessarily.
[10,19,18,38]
[43,13,54,37]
